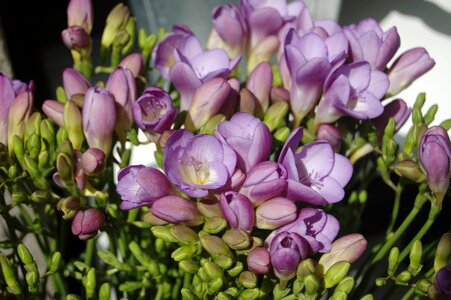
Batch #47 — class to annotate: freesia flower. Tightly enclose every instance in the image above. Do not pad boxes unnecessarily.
[63,68,91,101]
[61,26,91,52]
[255,197,297,229]
[373,99,411,141]
[119,53,144,77]
[164,129,236,198]
[42,100,65,127]
[219,191,255,232]
[246,62,272,115]
[435,264,451,299]
[151,196,204,226]
[71,208,105,240]
[216,112,271,173]
[7,91,33,154]
[278,128,353,205]
[67,0,93,34]
[317,124,341,152]
[315,61,389,124]
[247,247,271,274]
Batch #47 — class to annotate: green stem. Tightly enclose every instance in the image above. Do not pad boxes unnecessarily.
[155,283,164,300]
[386,183,403,236]
[400,287,415,300]
[51,272,67,298]
[84,238,96,267]
[398,205,441,263]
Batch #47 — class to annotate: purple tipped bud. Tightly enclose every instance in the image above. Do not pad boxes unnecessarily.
[239,88,258,115]
[8,91,33,154]
[270,86,290,104]
[270,231,309,280]
[435,265,451,299]
[219,191,255,232]
[387,48,435,96]
[133,87,177,135]
[116,165,175,210]
[240,161,288,207]
[119,53,144,77]
[42,100,65,127]
[0,73,18,144]
[151,196,204,226]
[71,208,105,240]
[82,87,116,155]
[373,99,411,141]
[317,124,342,152]
[419,126,451,204]
[247,247,271,274]
[255,197,297,230]
[63,68,91,101]
[319,233,367,272]
[246,62,272,114]
[81,148,105,174]
[61,26,91,51]
[230,169,246,191]
[67,0,93,33]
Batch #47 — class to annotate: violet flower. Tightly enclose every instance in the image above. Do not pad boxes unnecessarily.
[82,87,116,155]
[315,61,389,124]
[169,47,240,111]
[132,87,177,136]
[119,53,144,77]
[247,247,271,274]
[152,25,203,80]
[387,47,435,97]
[42,100,65,127]
[373,99,411,141]
[278,127,353,205]
[81,148,105,175]
[266,208,340,255]
[61,26,91,52]
[67,0,93,34]
[219,191,255,232]
[216,112,271,173]
[419,126,451,203]
[240,161,288,207]
[150,196,204,226]
[317,124,342,152]
[164,129,236,198]
[270,231,309,280]
[63,68,91,101]
[246,62,272,114]
[344,18,400,70]
[435,264,451,299]
[255,197,297,230]
[71,208,105,240]
[116,165,175,210]
[7,91,33,154]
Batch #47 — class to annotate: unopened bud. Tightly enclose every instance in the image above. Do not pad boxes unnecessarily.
[394,160,426,182]
[203,217,227,234]
[150,226,177,243]
[179,260,199,274]
[335,276,355,294]
[64,101,84,150]
[81,148,105,174]
[222,229,251,250]
[227,261,244,277]
[31,190,51,203]
[408,240,423,276]
[170,225,198,244]
[395,270,411,285]
[304,274,321,295]
[263,101,289,132]
[200,114,226,134]
[99,283,111,300]
[171,244,199,261]
[297,258,317,281]
[388,247,400,276]
[324,261,350,288]
[25,270,39,292]
[238,271,257,289]
[434,233,451,273]
[200,235,232,258]
[239,288,260,300]
[274,127,290,143]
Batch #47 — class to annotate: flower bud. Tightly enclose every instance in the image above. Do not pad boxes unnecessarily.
[263,101,289,132]
[247,247,271,274]
[200,234,233,258]
[17,244,36,270]
[434,233,451,273]
[319,233,367,273]
[395,270,411,285]
[63,68,91,102]
[171,244,200,261]
[56,152,74,183]
[99,283,111,300]
[246,62,272,115]
[335,276,355,294]
[394,159,426,183]
[222,229,251,250]
[67,0,93,33]
[81,148,105,174]
[101,3,130,48]
[185,78,231,131]
[150,226,178,243]
[26,133,41,159]
[151,196,204,226]
[239,288,260,300]
[434,265,451,299]
[219,191,255,232]
[119,53,144,77]
[270,231,308,280]
[240,161,288,206]
[324,261,350,288]
[170,225,198,244]
[239,88,258,115]
[42,100,65,127]
[82,87,116,155]
[317,124,342,152]
[255,197,297,230]
[408,240,423,276]
[387,48,435,96]
[297,258,317,281]
[31,190,51,203]
[203,217,227,234]
[8,91,33,156]
[270,86,290,104]
[179,260,200,274]
[238,271,257,289]
[227,261,244,277]
[62,26,91,53]
[197,200,224,219]
[71,208,105,240]
[57,196,82,220]
[304,274,321,295]
[64,100,84,150]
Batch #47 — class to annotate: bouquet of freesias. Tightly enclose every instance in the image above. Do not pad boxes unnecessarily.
[0,0,450,299]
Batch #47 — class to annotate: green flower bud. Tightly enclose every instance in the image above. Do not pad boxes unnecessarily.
[408,240,423,276]
[413,92,426,109]
[382,137,398,165]
[239,271,257,289]
[179,260,199,274]
[66,294,82,300]
[64,101,84,150]
[38,150,50,171]
[181,287,199,300]
[113,29,130,49]
[25,270,39,292]
[101,3,130,48]
[224,287,239,297]
[31,190,51,203]
[239,288,260,300]
[217,292,232,300]
[23,155,41,179]
[227,261,243,277]
[204,261,223,280]
[412,107,423,125]
[197,200,224,218]
[26,133,41,159]
[13,135,25,159]
[331,290,347,300]
[394,160,426,183]
[395,270,411,285]
[40,119,55,148]
[57,152,74,182]
[25,112,42,138]
[360,294,374,300]
[335,276,355,294]
[200,235,232,258]
[170,225,199,244]
[384,118,396,139]
[56,128,69,146]
[8,165,18,179]
[415,278,431,294]
[375,278,386,286]
[83,267,96,298]
[324,261,350,289]
[57,197,81,220]
[142,211,169,225]
[423,104,438,125]
[12,188,27,204]
[440,118,451,131]
[214,255,234,270]
[304,274,321,295]
[203,217,227,234]
[151,226,178,243]
[121,17,136,55]
[98,282,111,300]
[297,258,317,281]
[209,277,224,294]
[46,251,62,275]
[264,101,289,132]
[17,244,37,271]
[293,278,304,295]
[0,253,22,295]
[107,203,119,219]
[119,281,143,292]
[222,229,251,250]
[274,127,290,143]
[388,247,399,276]
[434,233,451,273]
[171,244,200,262]
[200,114,226,134]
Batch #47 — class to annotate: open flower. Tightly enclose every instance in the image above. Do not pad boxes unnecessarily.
[164,129,236,197]
[278,128,353,205]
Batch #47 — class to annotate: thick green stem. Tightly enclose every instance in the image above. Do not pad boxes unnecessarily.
[84,238,96,267]
[386,183,403,236]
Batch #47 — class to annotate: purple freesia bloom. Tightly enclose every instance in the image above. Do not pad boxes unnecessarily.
[132,87,177,135]
[373,99,411,141]
[152,25,203,80]
[266,208,340,255]
[216,112,272,173]
[219,191,255,232]
[316,61,389,124]
[164,129,236,198]
[435,264,451,299]
[116,165,175,210]
[344,18,400,70]
[278,127,353,205]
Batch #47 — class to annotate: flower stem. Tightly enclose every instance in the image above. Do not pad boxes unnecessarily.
[84,238,96,267]
[386,183,403,237]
